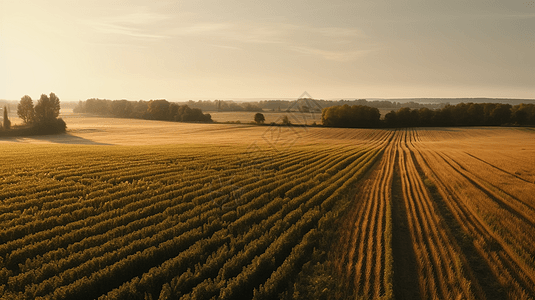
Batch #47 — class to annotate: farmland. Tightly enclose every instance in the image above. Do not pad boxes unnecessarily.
[1,116,535,299]
[200,111,323,125]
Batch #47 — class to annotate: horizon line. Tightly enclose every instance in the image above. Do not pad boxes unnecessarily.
[1,96,535,103]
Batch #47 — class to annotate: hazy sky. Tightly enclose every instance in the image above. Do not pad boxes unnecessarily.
[1,0,534,101]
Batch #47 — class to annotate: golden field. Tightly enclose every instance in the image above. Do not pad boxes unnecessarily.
[1,114,534,299]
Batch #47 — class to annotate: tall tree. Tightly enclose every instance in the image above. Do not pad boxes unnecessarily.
[3,106,11,130]
[281,115,291,125]
[17,95,35,124]
[147,99,170,120]
[254,113,265,124]
[34,93,61,124]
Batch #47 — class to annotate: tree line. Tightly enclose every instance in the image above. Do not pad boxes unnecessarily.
[322,103,535,128]
[0,93,66,136]
[182,98,442,112]
[180,100,263,112]
[74,99,213,122]
[122,98,443,113]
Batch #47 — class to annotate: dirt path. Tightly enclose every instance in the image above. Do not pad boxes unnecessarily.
[391,159,421,300]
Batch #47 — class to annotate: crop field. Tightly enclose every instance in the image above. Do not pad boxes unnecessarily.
[189,108,390,124]
[1,117,535,299]
[205,111,323,125]
[331,128,535,300]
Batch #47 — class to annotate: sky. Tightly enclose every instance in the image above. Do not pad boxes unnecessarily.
[1,0,534,101]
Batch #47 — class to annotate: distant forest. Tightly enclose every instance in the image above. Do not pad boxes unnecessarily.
[2,97,534,112]
[72,98,535,127]
[74,99,213,123]
[71,98,451,118]
[178,98,533,112]
[322,103,535,128]
[176,98,445,112]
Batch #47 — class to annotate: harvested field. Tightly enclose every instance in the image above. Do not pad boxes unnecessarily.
[206,111,323,125]
[331,127,535,299]
[1,115,534,299]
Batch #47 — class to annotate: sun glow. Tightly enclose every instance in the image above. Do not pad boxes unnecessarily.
[1,1,534,101]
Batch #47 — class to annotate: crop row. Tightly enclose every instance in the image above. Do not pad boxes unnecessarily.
[325,128,535,299]
[410,129,535,299]
[0,131,392,299]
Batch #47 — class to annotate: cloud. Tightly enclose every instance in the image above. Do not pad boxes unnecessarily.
[83,7,171,40]
[317,27,366,38]
[87,21,168,39]
[172,22,234,35]
[208,44,242,50]
[171,22,292,44]
[290,46,370,62]
[84,9,374,61]
[169,21,371,61]
[112,11,170,25]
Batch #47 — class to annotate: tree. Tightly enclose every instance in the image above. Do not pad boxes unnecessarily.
[173,104,212,122]
[511,103,535,125]
[466,103,484,126]
[110,100,132,118]
[395,107,413,127]
[254,113,265,124]
[384,110,397,127]
[489,103,512,125]
[148,99,170,120]
[18,95,35,124]
[320,105,380,128]
[34,93,61,124]
[281,115,291,125]
[418,107,434,126]
[3,106,11,130]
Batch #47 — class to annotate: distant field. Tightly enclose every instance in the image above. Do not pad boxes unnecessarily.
[1,116,535,299]
[0,113,373,146]
[206,109,395,123]
[206,111,323,125]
